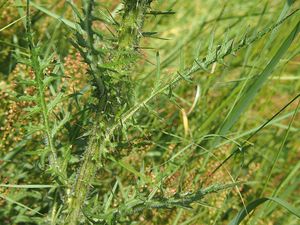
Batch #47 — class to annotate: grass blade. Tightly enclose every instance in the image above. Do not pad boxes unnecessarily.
[0,184,57,188]
[0,193,43,216]
[218,21,300,138]
[30,2,76,29]
[229,197,300,225]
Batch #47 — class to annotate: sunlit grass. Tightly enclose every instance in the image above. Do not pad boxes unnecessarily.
[0,0,299,224]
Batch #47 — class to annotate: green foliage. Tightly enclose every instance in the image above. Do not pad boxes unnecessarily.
[229,197,300,225]
[0,0,300,224]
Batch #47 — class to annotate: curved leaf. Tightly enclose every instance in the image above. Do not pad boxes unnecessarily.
[229,197,300,225]
[218,20,300,139]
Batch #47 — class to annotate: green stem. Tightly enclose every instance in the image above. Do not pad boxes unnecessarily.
[66,124,101,225]
[65,1,151,224]
[26,0,59,171]
[33,50,59,168]
[118,0,152,49]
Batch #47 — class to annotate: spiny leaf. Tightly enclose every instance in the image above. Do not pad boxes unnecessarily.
[75,32,88,48]
[18,95,37,102]
[142,32,158,37]
[108,156,152,183]
[47,92,64,114]
[24,105,41,116]
[26,124,45,135]
[18,79,36,86]
[43,76,58,86]
[147,10,176,15]
[51,112,71,137]
[66,0,83,22]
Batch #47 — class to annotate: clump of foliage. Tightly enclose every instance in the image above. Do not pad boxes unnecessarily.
[0,0,300,224]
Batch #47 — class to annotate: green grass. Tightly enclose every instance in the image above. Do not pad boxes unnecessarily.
[0,0,300,224]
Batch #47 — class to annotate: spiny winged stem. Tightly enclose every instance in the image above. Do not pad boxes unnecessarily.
[25,0,60,174]
[105,10,299,140]
[65,3,297,224]
[108,182,240,219]
[65,1,152,224]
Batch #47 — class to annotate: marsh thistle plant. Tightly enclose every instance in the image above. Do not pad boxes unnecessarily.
[0,0,299,224]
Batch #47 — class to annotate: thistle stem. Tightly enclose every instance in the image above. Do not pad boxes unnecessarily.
[65,1,151,224]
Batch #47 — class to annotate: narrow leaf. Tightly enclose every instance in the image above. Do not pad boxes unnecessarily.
[218,21,300,138]
[229,197,300,225]
[51,112,71,137]
[47,93,64,114]
[30,2,76,29]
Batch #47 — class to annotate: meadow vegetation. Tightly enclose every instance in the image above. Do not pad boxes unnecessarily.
[0,0,300,224]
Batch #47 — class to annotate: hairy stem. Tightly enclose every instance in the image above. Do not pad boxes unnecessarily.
[66,124,101,225]
[65,1,151,224]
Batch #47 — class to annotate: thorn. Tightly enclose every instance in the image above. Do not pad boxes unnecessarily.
[147,10,176,15]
